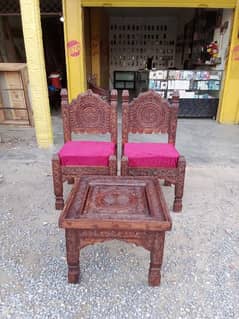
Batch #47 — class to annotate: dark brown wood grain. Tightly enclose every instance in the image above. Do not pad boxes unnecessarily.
[59,175,172,286]
[121,90,186,212]
[87,78,109,101]
[52,89,118,210]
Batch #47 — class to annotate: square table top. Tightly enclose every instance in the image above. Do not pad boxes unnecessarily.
[59,175,172,232]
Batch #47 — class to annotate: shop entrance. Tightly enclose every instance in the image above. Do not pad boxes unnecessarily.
[85,7,232,118]
[41,15,66,111]
[0,0,66,129]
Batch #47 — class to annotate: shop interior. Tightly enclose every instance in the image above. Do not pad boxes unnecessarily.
[0,5,233,122]
[85,7,233,118]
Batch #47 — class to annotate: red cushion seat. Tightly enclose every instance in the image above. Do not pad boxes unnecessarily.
[58,141,115,166]
[124,142,179,168]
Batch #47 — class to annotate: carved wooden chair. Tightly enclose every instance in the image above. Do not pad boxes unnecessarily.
[121,90,186,212]
[87,76,109,101]
[52,89,118,210]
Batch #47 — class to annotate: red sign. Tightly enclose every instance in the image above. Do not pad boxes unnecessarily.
[67,40,80,57]
[232,45,239,61]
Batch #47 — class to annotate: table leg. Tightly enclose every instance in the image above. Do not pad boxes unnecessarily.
[65,229,79,283]
[148,233,165,286]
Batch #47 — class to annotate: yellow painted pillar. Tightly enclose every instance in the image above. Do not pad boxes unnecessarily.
[62,0,86,101]
[82,0,236,8]
[217,1,239,124]
[91,8,102,86]
[20,0,53,148]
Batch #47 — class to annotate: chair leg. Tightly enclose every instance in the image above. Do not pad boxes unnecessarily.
[67,178,74,184]
[52,154,64,210]
[109,155,117,176]
[173,156,186,212]
[164,180,171,186]
[121,156,128,176]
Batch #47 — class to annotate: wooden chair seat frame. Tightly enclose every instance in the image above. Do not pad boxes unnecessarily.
[52,89,118,210]
[120,90,186,212]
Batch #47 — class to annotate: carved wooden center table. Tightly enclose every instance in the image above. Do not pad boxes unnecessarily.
[59,175,172,286]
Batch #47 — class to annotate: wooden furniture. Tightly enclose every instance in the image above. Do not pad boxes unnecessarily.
[0,63,33,126]
[52,89,118,210]
[87,77,109,101]
[121,90,186,212]
[59,175,172,286]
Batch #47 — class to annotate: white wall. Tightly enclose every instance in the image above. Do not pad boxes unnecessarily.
[109,16,177,89]
[213,9,233,70]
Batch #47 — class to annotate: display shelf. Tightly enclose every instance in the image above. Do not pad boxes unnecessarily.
[148,69,223,118]
[149,69,222,98]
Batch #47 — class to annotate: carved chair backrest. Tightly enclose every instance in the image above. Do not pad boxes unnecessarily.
[61,89,117,144]
[122,90,179,146]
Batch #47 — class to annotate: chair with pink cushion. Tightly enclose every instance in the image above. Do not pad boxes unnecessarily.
[52,89,118,210]
[121,90,186,212]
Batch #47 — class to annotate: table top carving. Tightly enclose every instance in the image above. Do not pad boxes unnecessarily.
[59,176,172,232]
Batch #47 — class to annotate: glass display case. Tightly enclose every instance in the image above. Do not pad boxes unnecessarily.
[114,71,135,90]
[149,69,223,118]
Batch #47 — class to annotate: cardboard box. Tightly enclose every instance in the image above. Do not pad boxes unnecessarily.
[0,63,32,125]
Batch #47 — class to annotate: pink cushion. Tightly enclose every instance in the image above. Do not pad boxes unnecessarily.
[58,141,115,166]
[124,143,179,168]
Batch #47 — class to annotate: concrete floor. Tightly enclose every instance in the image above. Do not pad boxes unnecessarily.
[0,116,239,318]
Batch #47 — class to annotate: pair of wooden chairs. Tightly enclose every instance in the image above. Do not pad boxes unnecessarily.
[52,89,186,212]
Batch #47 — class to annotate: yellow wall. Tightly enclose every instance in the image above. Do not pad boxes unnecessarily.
[63,0,86,102]
[82,0,236,8]
[218,1,239,123]
[19,0,53,148]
